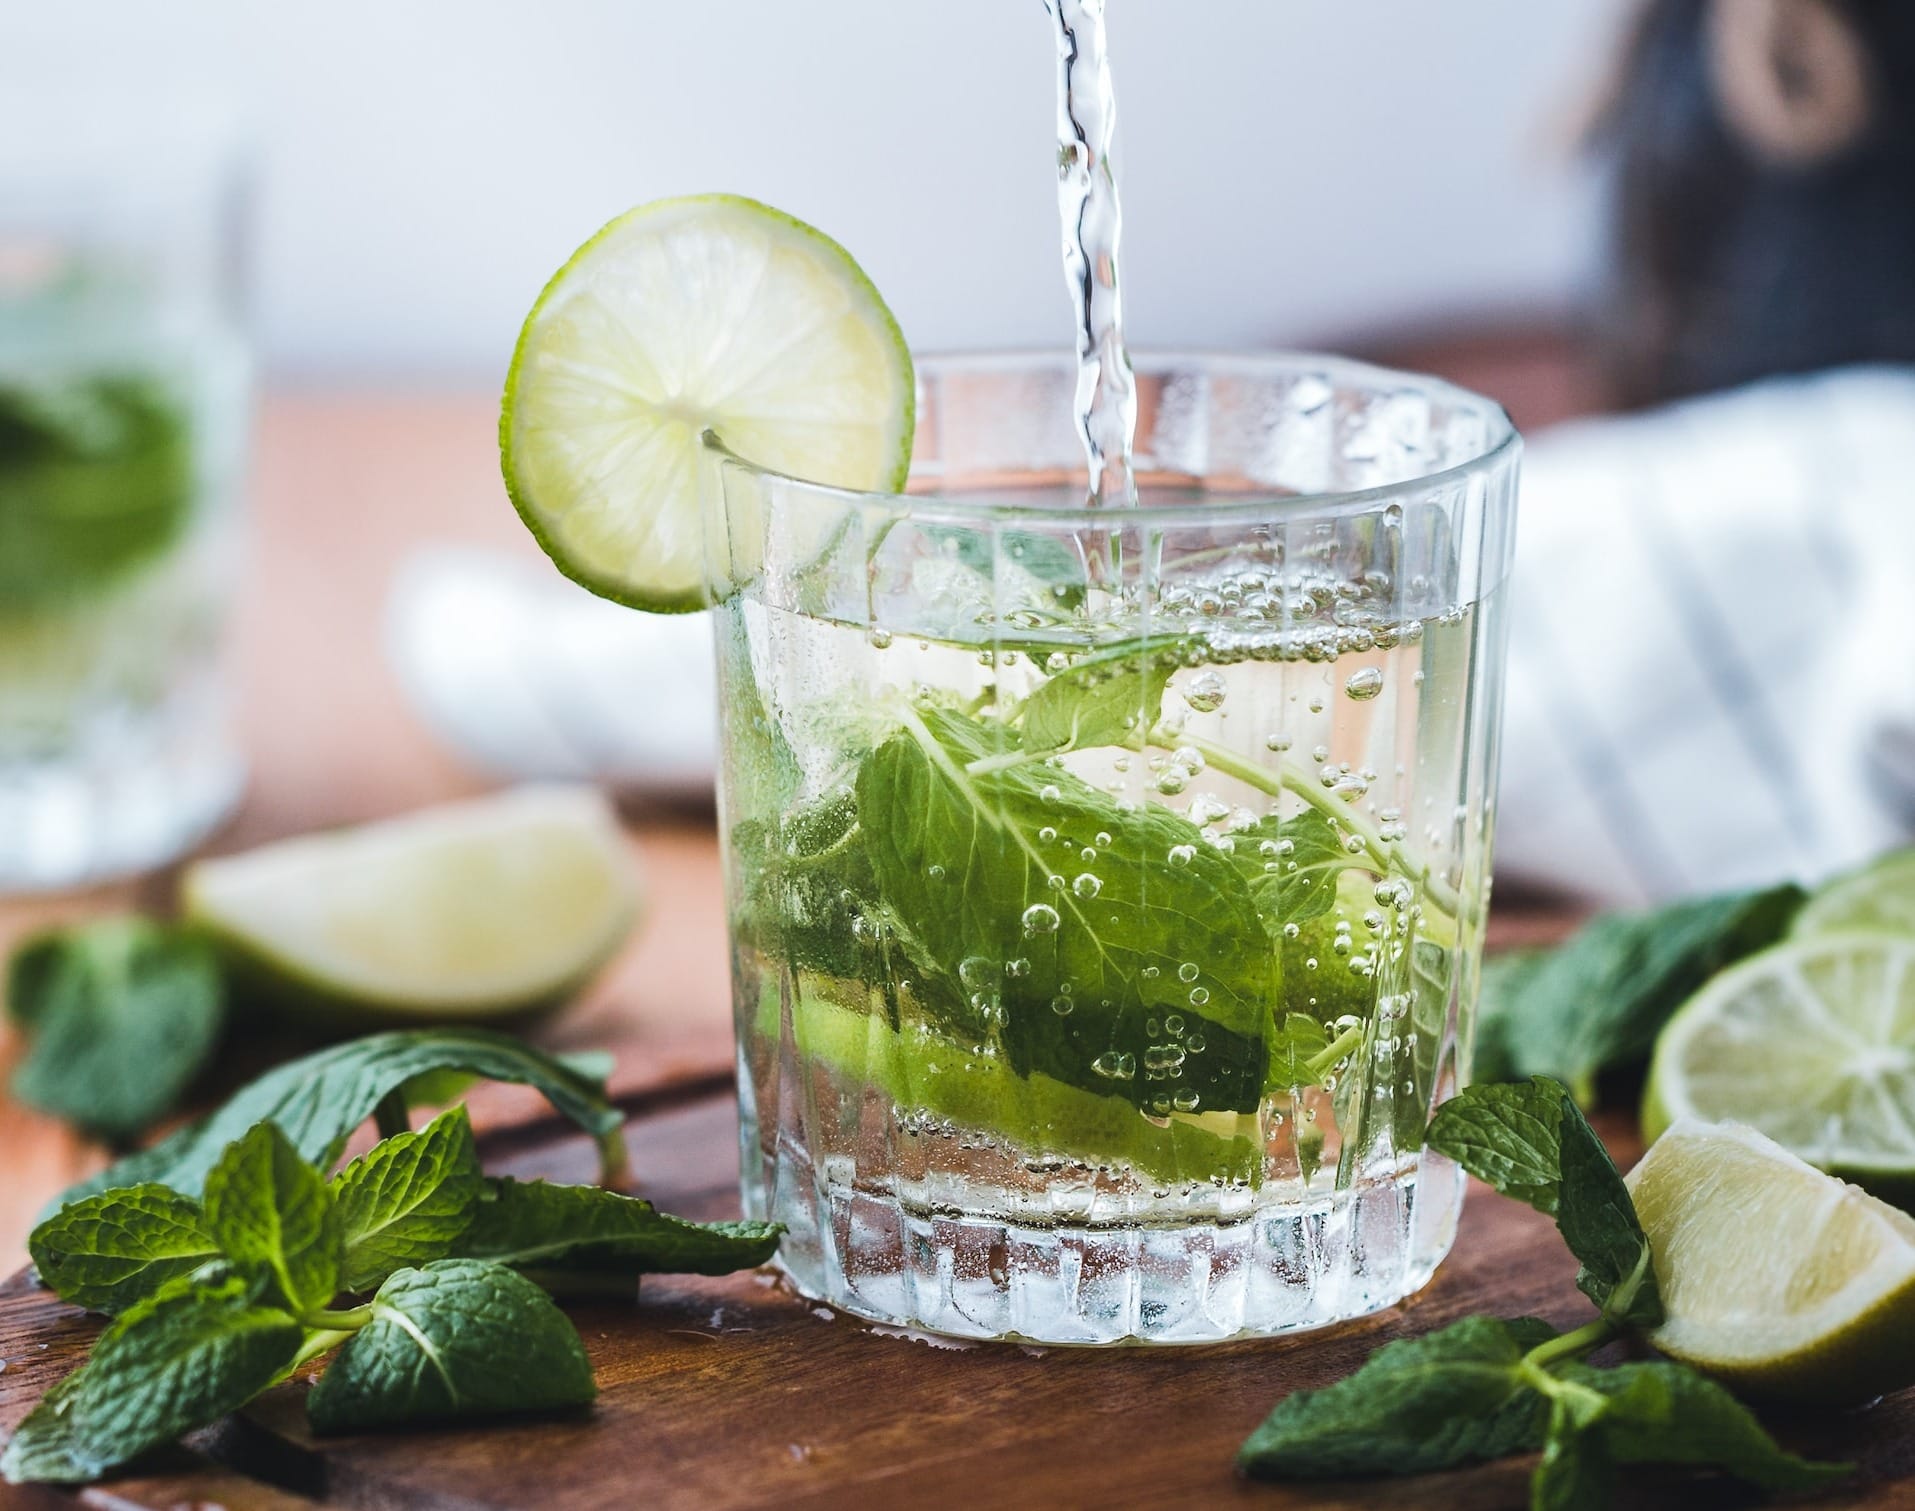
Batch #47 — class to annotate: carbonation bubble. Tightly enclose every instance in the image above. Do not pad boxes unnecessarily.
[1282,922,1301,940]
[867,627,893,650]
[1072,873,1103,899]
[1165,1014,1185,1036]
[1182,672,1227,713]
[1156,769,1189,795]
[1080,846,1097,862]
[927,864,946,880]
[1178,962,1201,983]
[1006,957,1031,978]
[1167,844,1196,867]
[1308,697,1325,714]
[1346,667,1385,701]
[1141,964,1161,979]
[1144,1044,1187,1075]
[1188,986,1211,1006]
[1095,831,1112,847]
[1091,1051,1136,1081]
[1040,784,1062,804]
[1264,734,1293,753]
[1038,825,1058,843]
[1051,996,1075,1015]
[1188,795,1231,827]
[1186,1033,1206,1053]
[1172,1089,1202,1112]
[1021,904,1060,935]
[1173,746,1206,773]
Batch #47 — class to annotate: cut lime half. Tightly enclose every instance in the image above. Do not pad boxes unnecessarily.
[182,787,640,1026]
[501,194,915,611]
[1643,933,1915,1199]
[1793,848,1915,939]
[1627,1117,1915,1404]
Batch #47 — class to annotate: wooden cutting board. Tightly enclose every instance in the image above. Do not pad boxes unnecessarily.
[5,1082,1914,1511]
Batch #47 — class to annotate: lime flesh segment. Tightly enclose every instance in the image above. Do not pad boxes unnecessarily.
[1794,849,1915,939]
[1643,934,1915,1196]
[183,787,640,1024]
[501,194,915,611]
[1627,1118,1915,1403]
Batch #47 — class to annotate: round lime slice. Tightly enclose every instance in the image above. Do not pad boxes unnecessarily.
[1793,849,1915,939]
[1627,1117,1915,1404]
[182,787,640,1026]
[1643,933,1915,1199]
[500,194,915,611]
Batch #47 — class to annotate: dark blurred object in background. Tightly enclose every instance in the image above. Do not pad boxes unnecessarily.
[1595,0,1915,406]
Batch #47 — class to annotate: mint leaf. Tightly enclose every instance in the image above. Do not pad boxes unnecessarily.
[1430,1079,1660,1328]
[1266,1012,1332,1087]
[28,1185,220,1315]
[1239,810,1363,925]
[1555,1102,1661,1328]
[1531,1397,1614,1511]
[1483,885,1803,1105]
[3,1273,301,1484]
[332,1106,482,1292]
[1426,1077,1565,1214]
[1019,640,1182,753]
[1471,947,1548,1083]
[52,1028,622,1213]
[7,920,224,1142]
[854,705,1272,1113]
[1238,1315,1555,1478]
[1558,1361,1849,1492]
[305,1259,595,1433]
[456,1177,781,1276]
[203,1122,341,1316]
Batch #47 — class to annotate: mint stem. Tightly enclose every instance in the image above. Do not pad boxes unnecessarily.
[306,1303,374,1331]
[1522,1316,1615,1373]
[1304,1023,1365,1083]
[289,1327,356,1371]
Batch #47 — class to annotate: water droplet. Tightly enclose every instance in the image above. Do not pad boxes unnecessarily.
[1167,843,1196,867]
[1178,961,1201,983]
[1188,986,1211,1006]
[1021,903,1060,936]
[1091,1051,1136,1081]
[1072,873,1103,899]
[1276,838,1296,857]
[1182,671,1227,713]
[1345,666,1385,701]
[867,626,893,650]
[1343,835,1366,854]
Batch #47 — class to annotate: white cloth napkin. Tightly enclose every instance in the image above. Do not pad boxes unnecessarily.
[1494,365,1915,906]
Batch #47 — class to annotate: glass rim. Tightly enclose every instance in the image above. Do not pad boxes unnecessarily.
[703,347,1520,529]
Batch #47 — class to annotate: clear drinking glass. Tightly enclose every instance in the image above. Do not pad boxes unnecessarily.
[0,96,251,892]
[710,352,1519,1343]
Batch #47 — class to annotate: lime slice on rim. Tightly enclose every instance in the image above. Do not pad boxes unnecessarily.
[1642,933,1915,1198]
[1627,1118,1915,1404]
[1793,848,1915,939]
[501,194,915,611]
[182,787,640,1026]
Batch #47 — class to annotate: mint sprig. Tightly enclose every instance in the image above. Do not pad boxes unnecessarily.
[1240,1077,1849,1506]
[4,1031,783,1487]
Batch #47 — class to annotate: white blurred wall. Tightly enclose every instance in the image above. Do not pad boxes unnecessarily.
[4,0,1627,381]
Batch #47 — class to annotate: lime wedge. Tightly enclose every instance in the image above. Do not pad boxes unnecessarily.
[1627,1118,1915,1403]
[1793,848,1915,939]
[501,194,915,611]
[1642,934,1915,1199]
[183,787,639,1025]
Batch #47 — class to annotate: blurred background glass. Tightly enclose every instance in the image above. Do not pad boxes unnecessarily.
[0,89,250,891]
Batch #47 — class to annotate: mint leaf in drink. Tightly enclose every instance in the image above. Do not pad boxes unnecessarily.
[1555,1102,1661,1329]
[1557,1361,1849,1492]
[332,1106,483,1292]
[1238,810,1363,925]
[3,1273,302,1485]
[456,1177,781,1276]
[53,1028,623,1213]
[203,1121,341,1317]
[1265,1012,1332,1087]
[1426,1077,1565,1214]
[1237,1315,1555,1478]
[854,704,1272,1114]
[305,1259,595,1433]
[28,1185,220,1315]
[6,920,224,1143]
[1482,885,1804,1105]
[1018,639,1182,753]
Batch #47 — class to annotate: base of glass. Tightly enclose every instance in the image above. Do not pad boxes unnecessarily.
[757,1143,1465,1347]
[0,735,245,894]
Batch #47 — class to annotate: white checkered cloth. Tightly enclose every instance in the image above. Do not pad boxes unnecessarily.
[1493,365,1915,907]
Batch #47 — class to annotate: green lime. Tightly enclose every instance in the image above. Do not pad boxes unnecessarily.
[183,787,640,1026]
[1793,848,1915,939]
[1643,934,1915,1201]
[500,194,915,612]
[1626,1117,1915,1404]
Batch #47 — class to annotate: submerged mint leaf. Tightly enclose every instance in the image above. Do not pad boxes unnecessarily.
[306,1259,595,1433]
[28,1185,220,1316]
[1558,1361,1849,1493]
[203,1122,341,1317]
[1018,639,1182,753]
[1238,1314,1555,1478]
[1426,1077,1565,1215]
[332,1106,483,1292]
[4,1273,302,1485]
[52,1028,623,1213]
[7,919,224,1143]
[1240,810,1363,925]
[456,1177,781,1276]
[1483,885,1803,1105]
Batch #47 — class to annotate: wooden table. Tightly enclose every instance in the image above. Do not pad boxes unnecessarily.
[36,346,1908,1509]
